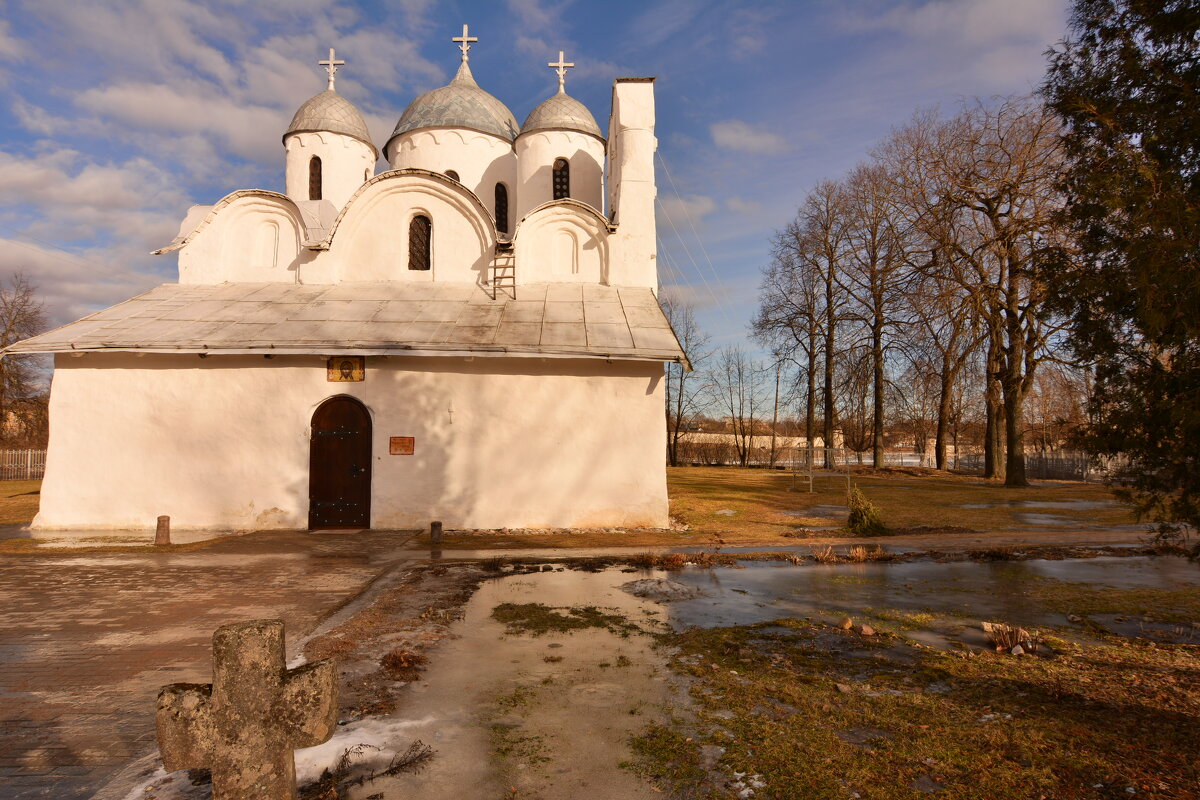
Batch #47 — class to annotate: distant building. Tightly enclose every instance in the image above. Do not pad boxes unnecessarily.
[8,31,685,533]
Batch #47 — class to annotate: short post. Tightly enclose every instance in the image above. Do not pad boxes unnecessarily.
[155,515,171,546]
[430,520,443,545]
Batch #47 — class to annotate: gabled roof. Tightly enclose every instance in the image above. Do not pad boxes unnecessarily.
[6,282,686,366]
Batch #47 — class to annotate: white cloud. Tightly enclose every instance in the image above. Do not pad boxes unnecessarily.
[833,0,1067,91]
[657,194,710,227]
[0,17,24,59]
[710,120,789,155]
[725,197,763,217]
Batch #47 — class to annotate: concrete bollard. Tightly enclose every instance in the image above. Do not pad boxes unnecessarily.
[155,515,171,546]
[430,520,443,545]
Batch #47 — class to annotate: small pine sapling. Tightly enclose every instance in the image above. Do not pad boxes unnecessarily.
[846,488,886,536]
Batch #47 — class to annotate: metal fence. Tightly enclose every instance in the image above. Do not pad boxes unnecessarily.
[0,449,46,480]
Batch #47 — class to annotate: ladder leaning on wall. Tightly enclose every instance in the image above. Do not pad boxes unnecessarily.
[489,242,516,300]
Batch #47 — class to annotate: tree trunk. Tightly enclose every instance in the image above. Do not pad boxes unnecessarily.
[872,321,885,468]
[805,335,817,468]
[934,361,953,471]
[1003,386,1029,486]
[823,281,836,470]
[983,334,1005,480]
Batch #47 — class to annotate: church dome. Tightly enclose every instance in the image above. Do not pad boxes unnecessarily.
[285,90,376,152]
[520,89,602,139]
[387,62,519,146]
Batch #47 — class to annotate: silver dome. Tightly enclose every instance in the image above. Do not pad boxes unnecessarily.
[520,88,603,139]
[284,90,376,152]
[387,62,519,147]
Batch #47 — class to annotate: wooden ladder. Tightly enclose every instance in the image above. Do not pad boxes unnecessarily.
[490,244,516,300]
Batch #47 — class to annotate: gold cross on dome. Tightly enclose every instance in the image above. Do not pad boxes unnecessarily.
[319,48,344,91]
[549,50,574,91]
[453,24,477,62]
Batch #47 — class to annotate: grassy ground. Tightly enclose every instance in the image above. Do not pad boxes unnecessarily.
[1,468,1140,551]
[418,466,1139,549]
[631,580,1200,799]
[0,480,41,525]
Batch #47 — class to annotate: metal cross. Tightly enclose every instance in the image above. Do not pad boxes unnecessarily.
[548,50,575,91]
[319,48,344,91]
[453,24,477,62]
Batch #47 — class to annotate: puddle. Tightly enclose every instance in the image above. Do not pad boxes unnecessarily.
[1013,512,1076,526]
[960,499,1118,511]
[660,557,1200,637]
[783,505,847,519]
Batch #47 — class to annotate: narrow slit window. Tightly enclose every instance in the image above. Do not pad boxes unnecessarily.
[495,183,509,234]
[309,156,322,201]
[409,215,432,271]
[552,158,570,200]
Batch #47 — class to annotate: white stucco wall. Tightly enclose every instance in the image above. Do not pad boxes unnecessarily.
[513,202,609,284]
[606,80,658,290]
[514,130,605,222]
[284,131,376,211]
[177,195,305,284]
[306,171,496,284]
[386,128,516,232]
[36,353,668,532]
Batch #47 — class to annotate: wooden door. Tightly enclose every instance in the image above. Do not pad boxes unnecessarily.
[309,396,372,529]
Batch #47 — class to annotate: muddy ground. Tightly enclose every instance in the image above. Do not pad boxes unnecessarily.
[111,545,1200,800]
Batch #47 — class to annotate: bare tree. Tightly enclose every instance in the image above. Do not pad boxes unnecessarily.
[754,223,823,457]
[840,163,912,467]
[661,294,710,467]
[879,100,1069,486]
[710,345,766,467]
[0,273,48,444]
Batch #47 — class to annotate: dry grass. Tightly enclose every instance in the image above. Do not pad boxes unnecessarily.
[0,480,41,526]
[666,466,1137,543]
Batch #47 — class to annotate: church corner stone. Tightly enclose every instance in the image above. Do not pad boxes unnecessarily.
[155,619,338,800]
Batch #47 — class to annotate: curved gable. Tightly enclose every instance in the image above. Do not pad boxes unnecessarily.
[173,191,305,285]
[316,170,498,284]
[513,200,611,284]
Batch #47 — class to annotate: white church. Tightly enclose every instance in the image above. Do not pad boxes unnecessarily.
[9,29,686,533]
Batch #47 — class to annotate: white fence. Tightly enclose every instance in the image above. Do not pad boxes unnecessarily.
[0,449,46,480]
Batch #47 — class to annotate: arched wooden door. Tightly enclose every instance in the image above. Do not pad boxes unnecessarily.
[309,396,372,529]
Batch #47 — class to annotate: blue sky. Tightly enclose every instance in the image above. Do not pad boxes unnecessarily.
[0,0,1067,346]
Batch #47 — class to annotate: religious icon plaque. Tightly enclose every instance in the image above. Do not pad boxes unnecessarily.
[389,437,415,456]
[327,356,365,382]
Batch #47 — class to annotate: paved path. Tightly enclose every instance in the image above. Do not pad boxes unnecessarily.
[0,531,417,800]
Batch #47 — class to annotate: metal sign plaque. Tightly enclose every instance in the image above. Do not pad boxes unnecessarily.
[389,436,415,455]
[327,356,365,382]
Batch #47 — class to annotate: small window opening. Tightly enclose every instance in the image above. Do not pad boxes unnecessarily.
[409,215,432,271]
[552,158,570,200]
[309,156,323,201]
[364,168,370,182]
[495,183,509,234]
[445,170,460,182]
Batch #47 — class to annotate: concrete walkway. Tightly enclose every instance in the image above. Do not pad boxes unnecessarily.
[0,531,417,800]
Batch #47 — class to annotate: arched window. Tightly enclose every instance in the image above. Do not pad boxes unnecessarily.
[445,170,460,182]
[364,168,370,182]
[552,158,570,200]
[408,215,432,271]
[308,156,322,201]
[495,183,509,234]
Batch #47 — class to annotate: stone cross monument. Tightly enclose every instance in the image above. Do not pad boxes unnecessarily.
[156,619,338,800]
